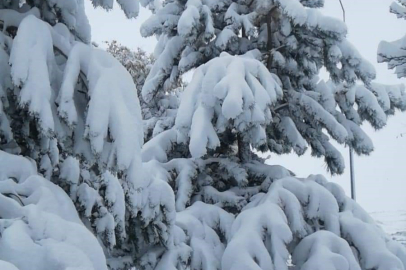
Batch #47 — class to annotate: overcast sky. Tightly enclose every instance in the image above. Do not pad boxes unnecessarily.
[85,0,406,212]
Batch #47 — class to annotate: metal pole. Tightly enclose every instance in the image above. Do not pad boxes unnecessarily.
[339,0,346,22]
[349,147,356,201]
[338,0,354,200]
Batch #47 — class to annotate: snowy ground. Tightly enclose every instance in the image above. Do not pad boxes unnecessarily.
[371,210,406,246]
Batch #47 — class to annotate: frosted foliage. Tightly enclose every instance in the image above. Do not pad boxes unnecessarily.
[176,52,282,158]
[0,151,107,270]
[0,7,40,31]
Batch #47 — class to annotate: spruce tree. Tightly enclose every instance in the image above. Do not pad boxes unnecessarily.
[138,0,406,269]
[142,0,406,174]
[0,1,173,269]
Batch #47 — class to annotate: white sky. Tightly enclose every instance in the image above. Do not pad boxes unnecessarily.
[85,0,406,212]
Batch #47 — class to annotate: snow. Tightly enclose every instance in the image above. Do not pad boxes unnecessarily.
[0,261,18,270]
[9,15,55,134]
[222,174,406,270]
[0,7,40,31]
[176,201,234,269]
[175,52,282,158]
[292,231,361,270]
[59,42,144,181]
[60,157,80,186]
[290,90,348,143]
[141,36,184,103]
[278,116,308,155]
[90,0,141,18]
[165,158,198,211]
[1,1,406,269]
[354,85,387,129]
[0,151,107,270]
[142,129,178,162]
[1,11,149,267]
[372,211,406,247]
[177,3,200,38]
[340,212,404,270]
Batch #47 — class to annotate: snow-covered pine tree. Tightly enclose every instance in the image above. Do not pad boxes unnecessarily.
[0,1,175,269]
[138,0,406,269]
[141,50,406,270]
[141,0,406,174]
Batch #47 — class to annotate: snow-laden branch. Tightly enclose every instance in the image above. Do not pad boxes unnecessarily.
[0,151,107,270]
[175,52,282,158]
[222,174,406,270]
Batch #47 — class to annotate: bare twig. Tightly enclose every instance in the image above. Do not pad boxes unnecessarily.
[4,193,25,206]
[273,103,289,112]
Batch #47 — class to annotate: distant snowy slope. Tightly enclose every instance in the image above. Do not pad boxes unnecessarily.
[371,211,406,246]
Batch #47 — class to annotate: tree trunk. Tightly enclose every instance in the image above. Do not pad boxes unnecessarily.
[237,134,250,162]
[266,11,273,70]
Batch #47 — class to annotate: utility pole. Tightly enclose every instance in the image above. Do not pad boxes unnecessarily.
[349,147,356,201]
[338,0,356,201]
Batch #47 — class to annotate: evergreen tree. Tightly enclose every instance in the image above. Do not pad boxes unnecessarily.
[0,1,173,269]
[137,0,406,269]
[142,0,406,174]
[140,51,406,270]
